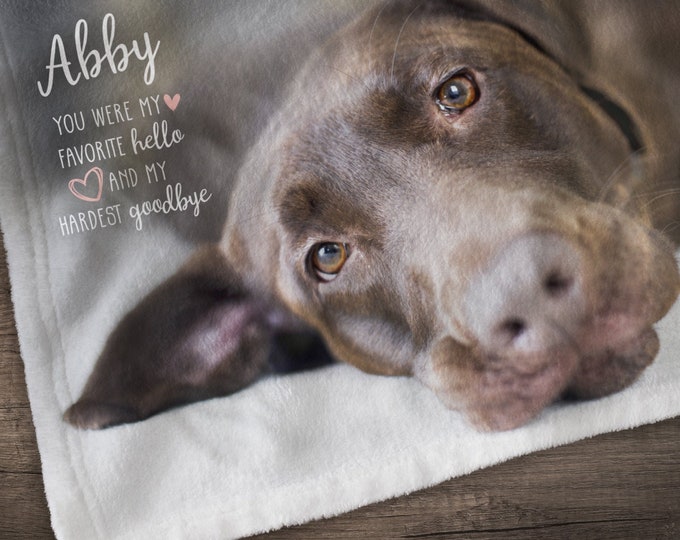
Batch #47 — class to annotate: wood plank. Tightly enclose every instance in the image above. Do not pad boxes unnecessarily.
[0,347,29,409]
[0,231,54,540]
[0,230,30,411]
[0,471,55,540]
[253,417,680,538]
[0,406,43,475]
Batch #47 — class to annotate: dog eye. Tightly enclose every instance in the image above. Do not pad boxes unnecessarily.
[435,72,478,113]
[310,243,348,281]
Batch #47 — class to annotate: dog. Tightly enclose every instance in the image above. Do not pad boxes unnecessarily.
[64,0,680,431]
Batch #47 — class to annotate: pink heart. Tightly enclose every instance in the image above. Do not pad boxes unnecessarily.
[164,93,181,111]
[68,166,103,202]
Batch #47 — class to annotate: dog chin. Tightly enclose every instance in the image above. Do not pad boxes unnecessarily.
[456,325,656,432]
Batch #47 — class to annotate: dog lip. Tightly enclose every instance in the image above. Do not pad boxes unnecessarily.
[579,303,670,355]
[464,317,658,397]
[565,326,659,400]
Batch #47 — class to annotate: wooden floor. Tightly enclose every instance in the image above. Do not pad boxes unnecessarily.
[1,230,679,539]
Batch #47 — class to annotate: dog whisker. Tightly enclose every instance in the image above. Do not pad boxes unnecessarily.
[367,2,389,63]
[390,4,422,84]
[547,319,583,358]
[595,149,645,204]
[636,188,680,211]
[661,221,680,236]
[230,208,277,229]
[325,65,374,95]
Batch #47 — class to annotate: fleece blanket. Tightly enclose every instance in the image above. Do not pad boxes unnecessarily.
[0,2,678,538]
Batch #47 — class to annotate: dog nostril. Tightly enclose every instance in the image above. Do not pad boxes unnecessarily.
[500,318,527,341]
[544,271,573,297]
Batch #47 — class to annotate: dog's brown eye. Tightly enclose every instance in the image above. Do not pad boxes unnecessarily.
[436,73,478,112]
[311,243,348,281]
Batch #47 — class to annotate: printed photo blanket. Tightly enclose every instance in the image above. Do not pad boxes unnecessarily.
[0,2,678,538]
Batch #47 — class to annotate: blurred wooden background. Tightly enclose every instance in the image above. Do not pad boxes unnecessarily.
[1,230,678,539]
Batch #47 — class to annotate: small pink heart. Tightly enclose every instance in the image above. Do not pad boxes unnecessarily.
[164,93,181,111]
[68,166,103,202]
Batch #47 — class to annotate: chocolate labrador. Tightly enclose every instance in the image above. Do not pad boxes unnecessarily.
[65,0,680,431]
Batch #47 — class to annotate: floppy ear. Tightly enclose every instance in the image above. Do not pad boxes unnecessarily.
[64,245,284,429]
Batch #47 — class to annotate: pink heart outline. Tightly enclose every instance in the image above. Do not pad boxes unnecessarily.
[164,93,181,111]
[68,166,104,202]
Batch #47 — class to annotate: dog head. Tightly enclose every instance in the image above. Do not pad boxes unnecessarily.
[225,1,680,429]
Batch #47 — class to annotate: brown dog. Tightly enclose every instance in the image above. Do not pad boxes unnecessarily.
[65,0,680,431]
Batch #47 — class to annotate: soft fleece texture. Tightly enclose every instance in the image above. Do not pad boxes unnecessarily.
[0,2,679,539]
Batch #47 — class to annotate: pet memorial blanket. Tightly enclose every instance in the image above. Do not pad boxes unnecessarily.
[0,2,678,539]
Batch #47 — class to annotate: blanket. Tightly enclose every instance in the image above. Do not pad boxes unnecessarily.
[0,2,678,538]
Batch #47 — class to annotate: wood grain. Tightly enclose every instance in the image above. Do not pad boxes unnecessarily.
[251,417,680,539]
[1,231,54,538]
[1,228,679,539]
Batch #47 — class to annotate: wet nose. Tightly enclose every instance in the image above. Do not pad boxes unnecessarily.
[464,233,587,356]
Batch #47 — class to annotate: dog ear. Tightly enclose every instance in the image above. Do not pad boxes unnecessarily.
[64,245,278,429]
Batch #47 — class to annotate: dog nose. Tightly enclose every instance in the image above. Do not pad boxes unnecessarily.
[464,233,587,355]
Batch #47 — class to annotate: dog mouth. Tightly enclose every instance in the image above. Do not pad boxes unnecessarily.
[457,320,660,432]
[452,225,679,431]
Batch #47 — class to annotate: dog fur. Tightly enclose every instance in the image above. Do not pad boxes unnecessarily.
[65,0,680,431]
